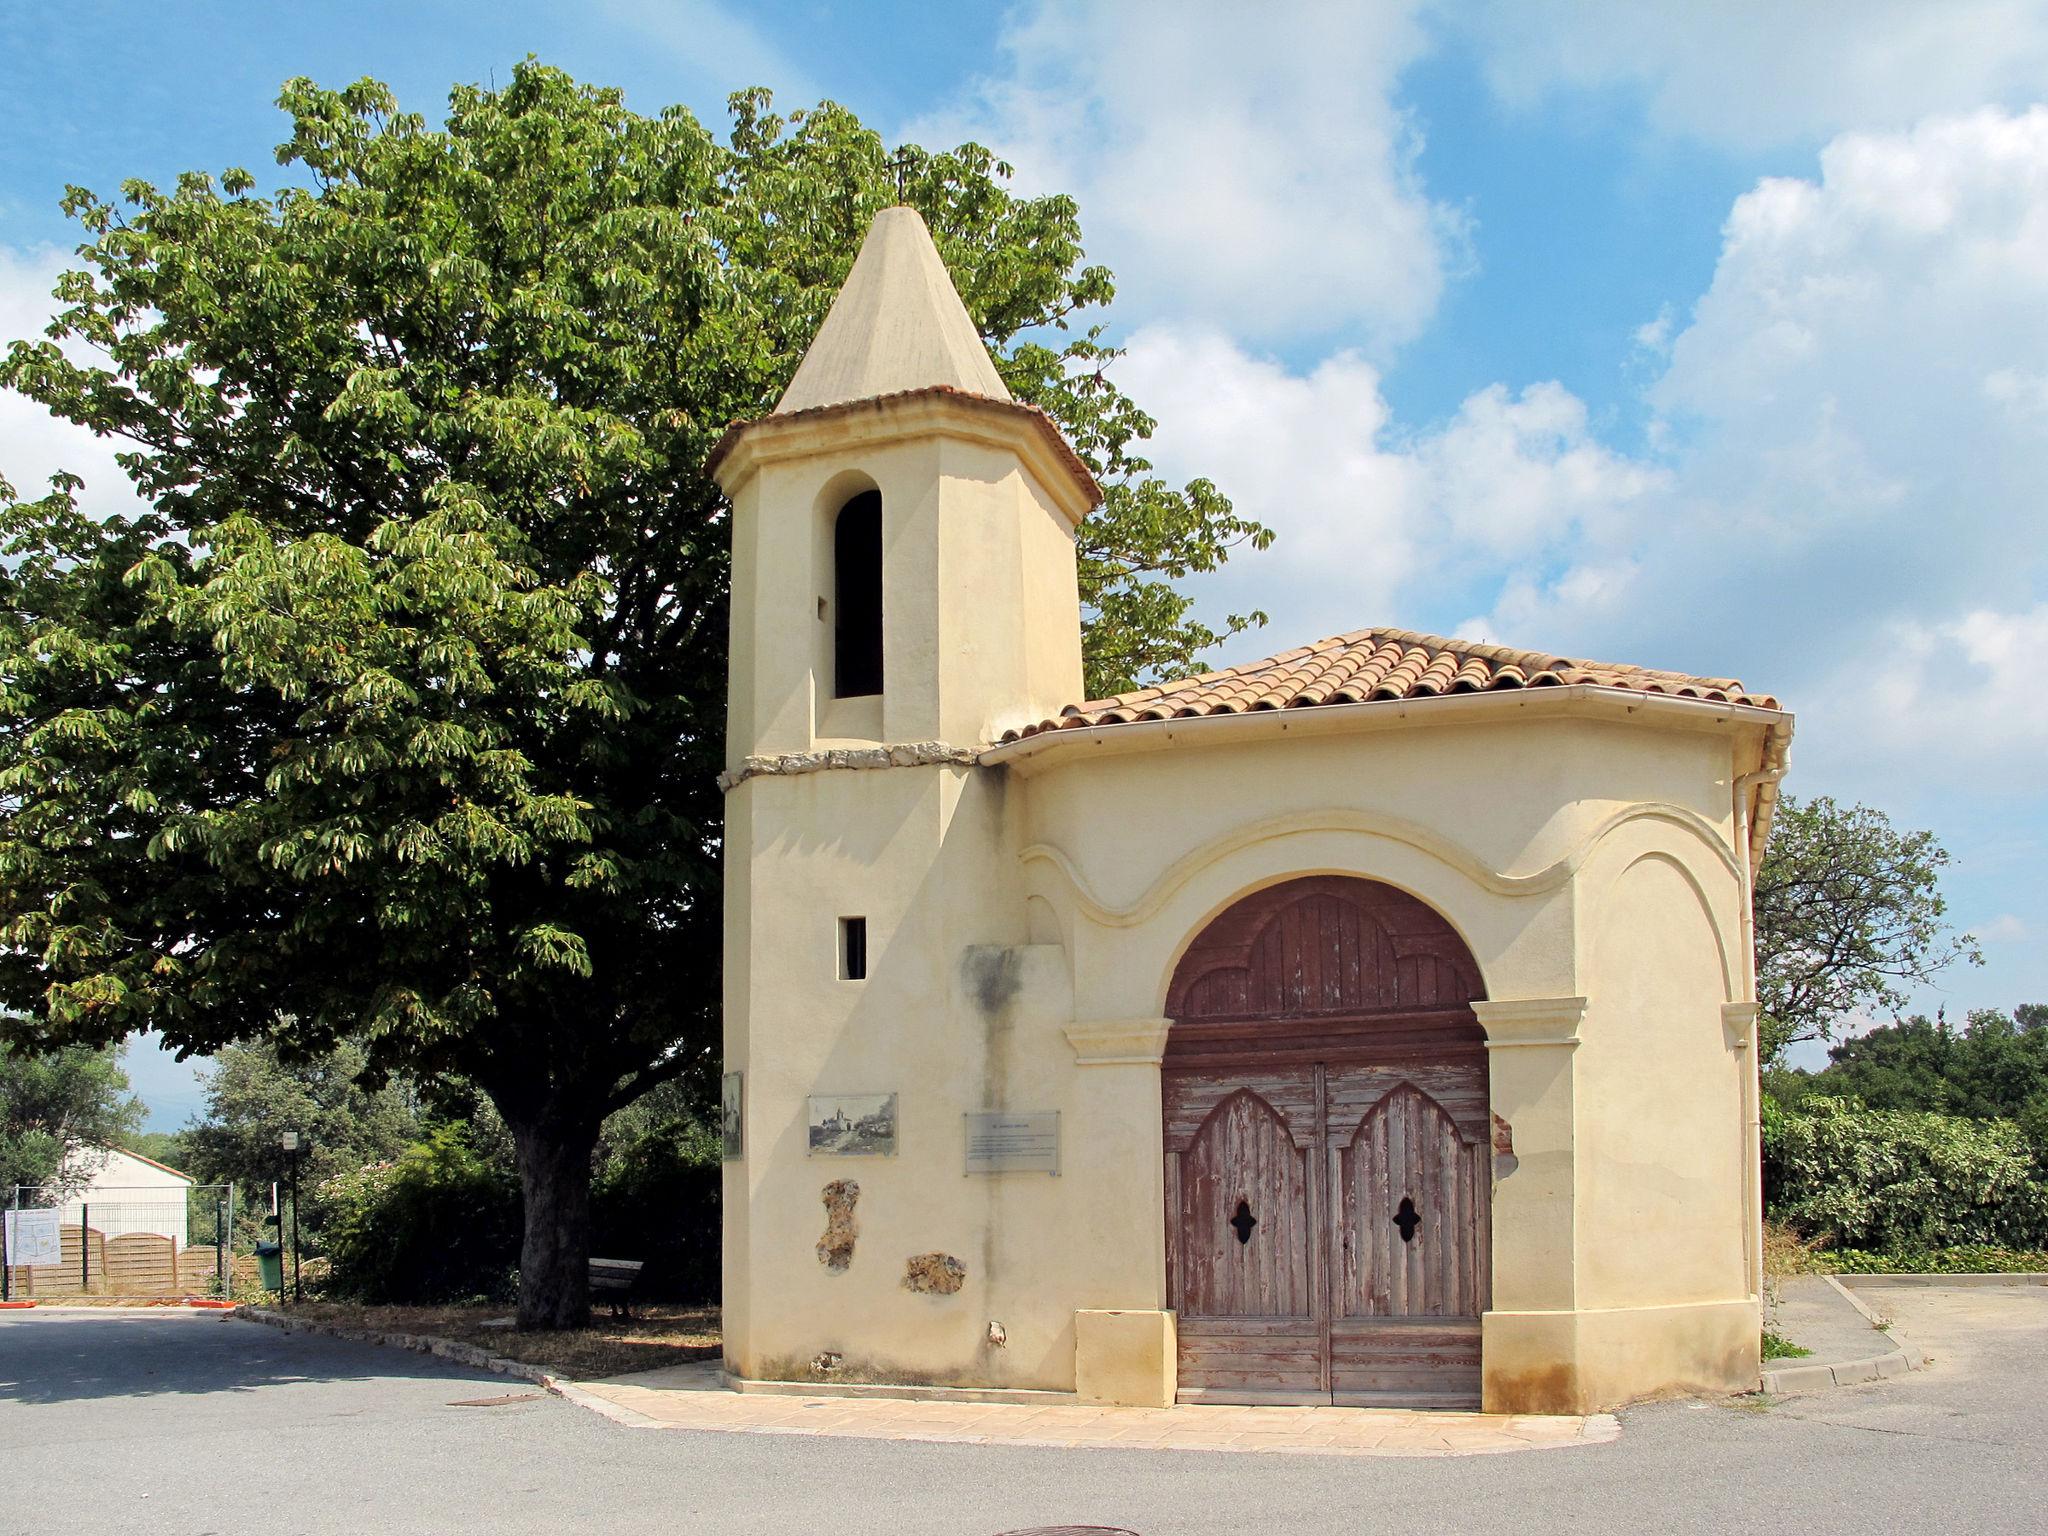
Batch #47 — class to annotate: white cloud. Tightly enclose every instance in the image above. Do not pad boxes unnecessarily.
[1457,109,2048,786]
[1112,325,1657,647]
[904,0,1460,349]
[0,245,146,517]
[1980,913,2030,945]
[1818,603,2048,782]
[1455,0,2048,149]
[1119,108,2048,812]
[596,0,816,104]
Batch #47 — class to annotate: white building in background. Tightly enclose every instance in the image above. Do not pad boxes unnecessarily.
[57,1145,194,1246]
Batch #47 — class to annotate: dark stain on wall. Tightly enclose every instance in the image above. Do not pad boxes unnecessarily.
[962,945,1024,1019]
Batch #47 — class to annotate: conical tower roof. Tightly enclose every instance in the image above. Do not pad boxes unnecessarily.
[776,206,1012,414]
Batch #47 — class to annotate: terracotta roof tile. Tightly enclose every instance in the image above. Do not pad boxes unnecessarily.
[1001,627,1780,742]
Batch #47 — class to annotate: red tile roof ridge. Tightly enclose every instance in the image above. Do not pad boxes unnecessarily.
[1000,625,1781,743]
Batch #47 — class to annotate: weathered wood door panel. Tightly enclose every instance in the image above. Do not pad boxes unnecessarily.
[1164,875,1491,1408]
[1327,1070,1491,1404]
[1164,1077,1324,1400]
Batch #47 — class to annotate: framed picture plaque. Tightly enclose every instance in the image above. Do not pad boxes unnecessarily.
[720,1072,744,1160]
[807,1093,898,1156]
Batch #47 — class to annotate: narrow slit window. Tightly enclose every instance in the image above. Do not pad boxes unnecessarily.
[833,490,883,698]
[839,917,868,981]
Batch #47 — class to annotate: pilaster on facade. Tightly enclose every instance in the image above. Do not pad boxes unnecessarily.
[1472,996,1588,1050]
[1720,1002,1760,1051]
[1063,1018,1173,1067]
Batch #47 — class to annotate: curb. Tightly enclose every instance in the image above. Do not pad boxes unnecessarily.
[238,1306,568,1394]
[233,1306,714,1426]
[1829,1271,2048,1289]
[1759,1274,1924,1395]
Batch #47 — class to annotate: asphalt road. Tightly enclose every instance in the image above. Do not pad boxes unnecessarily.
[3,1287,2044,1536]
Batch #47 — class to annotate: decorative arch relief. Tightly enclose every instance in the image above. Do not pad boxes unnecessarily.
[1019,802,1741,934]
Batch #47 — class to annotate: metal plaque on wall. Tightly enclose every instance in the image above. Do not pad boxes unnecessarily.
[964,1111,1060,1175]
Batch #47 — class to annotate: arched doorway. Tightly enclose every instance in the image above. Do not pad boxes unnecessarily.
[1163,876,1492,1407]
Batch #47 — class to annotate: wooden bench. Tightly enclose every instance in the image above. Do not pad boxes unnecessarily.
[588,1257,644,1320]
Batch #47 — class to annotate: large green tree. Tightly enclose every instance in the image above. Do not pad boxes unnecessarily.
[0,1041,143,1195]
[0,67,1267,1326]
[1753,796,1981,1063]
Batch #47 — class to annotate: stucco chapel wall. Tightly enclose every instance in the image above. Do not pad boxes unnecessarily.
[1015,709,1763,1409]
[1018,713,1743,1018]
[722,761,1159,1391]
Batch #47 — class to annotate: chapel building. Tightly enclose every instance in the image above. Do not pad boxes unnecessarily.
[711,206,1793,1414]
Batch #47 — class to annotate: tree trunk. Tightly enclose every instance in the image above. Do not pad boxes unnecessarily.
[510,1119,597,1330]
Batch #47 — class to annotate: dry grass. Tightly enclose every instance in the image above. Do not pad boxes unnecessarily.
[1763,1220,1830,1277]
[280,1300,721,1379]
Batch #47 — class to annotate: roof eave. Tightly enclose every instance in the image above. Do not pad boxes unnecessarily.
[982,683,1795,775]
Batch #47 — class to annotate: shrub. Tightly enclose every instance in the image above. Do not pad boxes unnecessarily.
[321,1125,521,1303]
[1765,1097,2048,1252]
[591,1115,720,1302]
[1793,1246,2048,1274]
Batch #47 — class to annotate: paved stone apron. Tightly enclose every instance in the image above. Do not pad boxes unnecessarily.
[560,1365,1619,1457]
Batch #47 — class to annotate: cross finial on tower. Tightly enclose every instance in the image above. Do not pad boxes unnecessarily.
[888,147,918,205]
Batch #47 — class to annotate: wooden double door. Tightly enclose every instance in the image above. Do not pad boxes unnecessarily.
[1162,876,1493,1407]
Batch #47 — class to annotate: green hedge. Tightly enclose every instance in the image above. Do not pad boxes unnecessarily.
[1763,1096,2048,1253]
[1795,1246,2048,1274]
[320,1118,719,1306]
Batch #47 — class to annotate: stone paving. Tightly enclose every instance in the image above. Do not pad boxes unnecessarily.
[560,1364,1620,1457]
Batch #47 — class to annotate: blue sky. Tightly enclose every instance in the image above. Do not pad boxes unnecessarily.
[4,2,2045,1127]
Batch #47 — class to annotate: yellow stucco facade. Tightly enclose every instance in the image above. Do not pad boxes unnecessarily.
[714,208,1791,1415]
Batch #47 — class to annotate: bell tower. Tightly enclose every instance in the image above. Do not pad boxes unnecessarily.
[710,207,1098,1386]
[709,205,1096,760]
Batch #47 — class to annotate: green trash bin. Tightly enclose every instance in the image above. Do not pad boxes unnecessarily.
[254,1242,283,1294]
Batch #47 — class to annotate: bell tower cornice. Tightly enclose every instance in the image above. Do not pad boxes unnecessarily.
[708,385,1100,526]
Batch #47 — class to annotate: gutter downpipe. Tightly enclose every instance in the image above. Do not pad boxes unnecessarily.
[1734,742,1791,1313]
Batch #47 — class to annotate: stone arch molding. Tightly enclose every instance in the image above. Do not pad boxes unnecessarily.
[1594,848,1740,1003]
[1019,802,1740,931]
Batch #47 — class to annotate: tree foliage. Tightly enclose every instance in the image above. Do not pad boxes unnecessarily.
[1786,1006,2048,1152]
[0,1040,142,1195]
[179,1038,423,1239]
[0,65,1264,1325]
[1753,795,1980,1062]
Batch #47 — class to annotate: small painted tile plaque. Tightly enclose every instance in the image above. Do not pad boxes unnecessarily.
[964,1111,1060,1175]
[719,1072,743,1160]
[807,1093,897,1156]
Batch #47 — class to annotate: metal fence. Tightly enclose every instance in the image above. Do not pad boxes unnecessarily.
[3,1184,234,1301]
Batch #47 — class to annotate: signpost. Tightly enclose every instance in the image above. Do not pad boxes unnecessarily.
[279,1131,304,1304]
[3,1208,62,1299]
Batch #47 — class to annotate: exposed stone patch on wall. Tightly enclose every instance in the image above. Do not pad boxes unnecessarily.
[1491,1112,1518,1178]
[719,741,980,793]
[817,1180,860,1271]
[903,1252,968,1295]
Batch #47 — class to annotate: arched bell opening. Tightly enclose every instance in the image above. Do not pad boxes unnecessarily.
[1161,875,1492,1408]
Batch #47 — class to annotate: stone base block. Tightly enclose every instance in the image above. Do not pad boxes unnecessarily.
[1074,1308,1176,1407]
[1482,1298,1760,1413]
